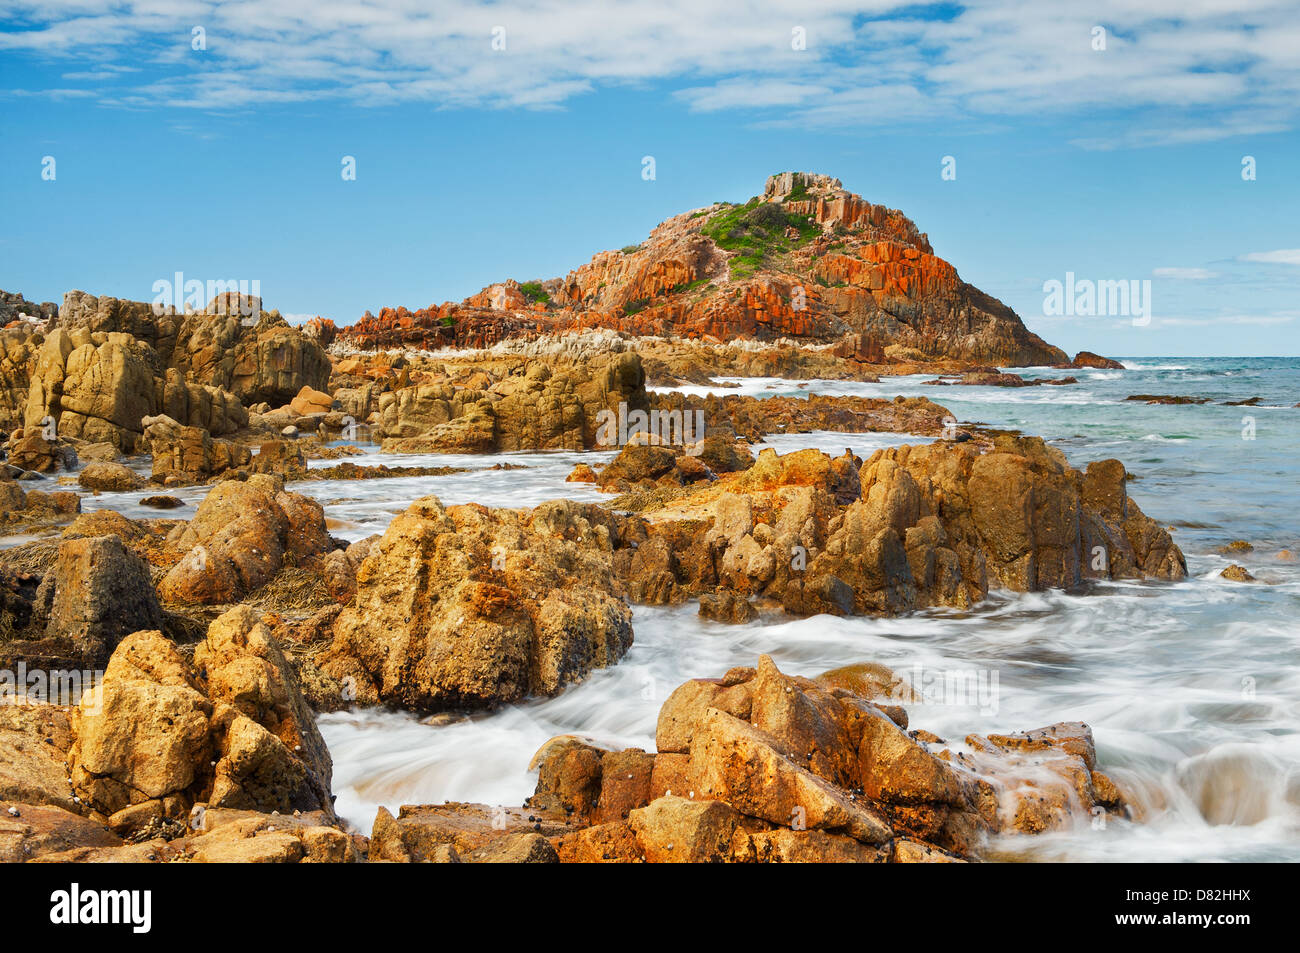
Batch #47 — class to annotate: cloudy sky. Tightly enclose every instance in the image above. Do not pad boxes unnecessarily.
[2,0,1298,355]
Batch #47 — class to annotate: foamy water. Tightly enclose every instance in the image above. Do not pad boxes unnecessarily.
[34,357,1300,861]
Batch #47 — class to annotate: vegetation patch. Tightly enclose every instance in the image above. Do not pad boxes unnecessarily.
[701,198,822,279]
[518,281,551,306]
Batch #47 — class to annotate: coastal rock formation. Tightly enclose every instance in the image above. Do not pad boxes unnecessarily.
[22,326,248,451]
[379,656,1126,863]
[67,608,333,832]
[144,415,252,485]
[158,475,335,604]
[0,290,57,327]
[58,291,330,407]
[608,437,1185,615]
[322,496,633,711]
[1065,351,1125,370]
[336,172,1068,367]
[16,292,322,451]
[29,535,163,666]
[376,351,647,453]
[0,327,42,431]
[77,461,145,491]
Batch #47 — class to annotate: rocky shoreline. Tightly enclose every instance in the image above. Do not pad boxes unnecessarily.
[0,173,1219,863]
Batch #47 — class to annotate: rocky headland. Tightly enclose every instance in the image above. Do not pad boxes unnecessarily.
[0,173,1204,863]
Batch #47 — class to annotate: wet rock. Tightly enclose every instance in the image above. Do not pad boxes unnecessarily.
[1220,564,1255,582]
[1124,394,1210,405]
[527,656,1127,861]
[565,463,598,483]
[139,495,183,509]
[1067,351,1124,370]
[698,589,758,623]
[77,461,145,492]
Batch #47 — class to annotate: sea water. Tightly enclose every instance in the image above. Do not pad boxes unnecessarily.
[62,358,1300,860]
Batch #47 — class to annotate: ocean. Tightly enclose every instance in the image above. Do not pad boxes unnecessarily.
[71,357,1300,861]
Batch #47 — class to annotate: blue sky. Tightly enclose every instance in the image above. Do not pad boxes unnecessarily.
[1,1,1298,357]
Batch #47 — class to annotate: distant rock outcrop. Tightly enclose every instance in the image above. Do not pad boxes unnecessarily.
[18,292,328,450]
[336,172,1069,367]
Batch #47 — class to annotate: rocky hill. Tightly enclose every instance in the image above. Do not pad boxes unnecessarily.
[337,172,1067,367]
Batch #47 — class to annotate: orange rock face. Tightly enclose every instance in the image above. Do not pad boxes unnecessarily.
[335,172,1068,366]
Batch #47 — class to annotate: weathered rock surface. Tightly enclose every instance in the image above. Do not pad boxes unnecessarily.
[57,291,330,406]
[376,351,647,453]
[158,474,335,604]
[68,609,333,830]
[609,436,1185,616]
[323,496,633,711]
[387,655,1127,863]
[77,461,145,491]
[144,414,252,485]
[29,535,163,666]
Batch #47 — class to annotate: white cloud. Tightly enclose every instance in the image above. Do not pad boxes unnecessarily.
[0,0,1297,143]
[1153,267,1217,279]
[1238,249,1300,265]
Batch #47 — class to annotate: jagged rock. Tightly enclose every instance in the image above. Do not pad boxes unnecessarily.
[23,325,248,451]
[523,656,1126,862]
[0,326,43,432]
[68,611,332,831]
[58,291,330,406]
[611,438,1185,618]
[7,431,75,473]
[249,439,307,476]
[1067,351,1124,370]
[143,415,251,485]
[158,475,333,603]
[376,352,647,453]
[322,496,633,711]
[30,535,163,665]
[698,589,757,623]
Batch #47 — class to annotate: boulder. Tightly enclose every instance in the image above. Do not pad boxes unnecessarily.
[68,610,333,830]
[323,497,633,711]
[144,414,251,484]
[158,475,333,603]
[31,535,163,665]
[77,461,145,492]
